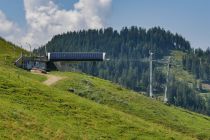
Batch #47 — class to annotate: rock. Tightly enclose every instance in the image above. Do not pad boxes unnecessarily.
[68,88,75,93]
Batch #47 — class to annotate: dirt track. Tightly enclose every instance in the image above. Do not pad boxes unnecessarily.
[43,75,64,86]
[31,71,64,86]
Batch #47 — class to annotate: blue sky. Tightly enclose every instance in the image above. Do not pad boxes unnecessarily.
[0,0,209,49]
[110,0,210,49]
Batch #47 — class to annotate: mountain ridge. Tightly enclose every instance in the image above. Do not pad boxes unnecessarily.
[1,37,210,139]
[38,27,210,115]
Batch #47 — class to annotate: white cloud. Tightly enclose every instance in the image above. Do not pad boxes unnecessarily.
[21,0,112,49]
[0,0,112,50]
[0,10,21,42]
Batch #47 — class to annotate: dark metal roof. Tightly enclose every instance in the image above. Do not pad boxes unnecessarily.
[48,52,106,61]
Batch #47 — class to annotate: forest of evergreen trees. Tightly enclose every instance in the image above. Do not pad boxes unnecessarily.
[181,48,210,115]
[37,27,210,115]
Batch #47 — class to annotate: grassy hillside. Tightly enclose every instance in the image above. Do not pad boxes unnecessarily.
[53,71,210,139]
[0,38,210,139]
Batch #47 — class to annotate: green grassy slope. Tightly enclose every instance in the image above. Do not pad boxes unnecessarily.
[0,38,210,139]
[54,72,210,139]
[2,69,186,140]
[170,51,196,83]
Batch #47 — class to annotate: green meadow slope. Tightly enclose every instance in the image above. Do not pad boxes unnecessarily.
[0,38,210,139]
[53,72,210,139]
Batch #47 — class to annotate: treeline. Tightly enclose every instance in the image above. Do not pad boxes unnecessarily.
[37,26,191,91]
[182,48,210,83]
[40,26,191,58]
[37,27,210,115]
